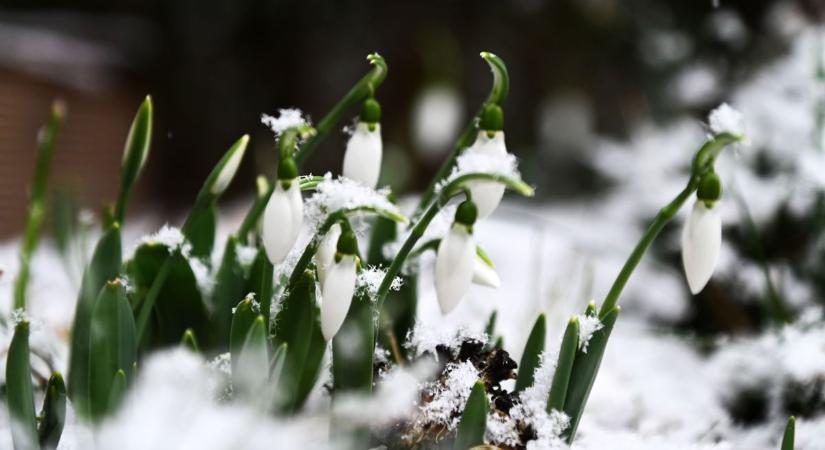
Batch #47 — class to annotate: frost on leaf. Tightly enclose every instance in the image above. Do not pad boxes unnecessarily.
[356,265,402,301]
[577,314,604,353]
[438,149,521,193]
[303,174,400,230]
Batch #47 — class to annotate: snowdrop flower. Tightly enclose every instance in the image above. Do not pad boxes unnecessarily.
[343,98,383,188]
[466,104,508,218]
[472,254,501,288]
[435,200,478,314]
[320,228,359,340]
[314,222,342,285]
[682,172,722,294]
[262,159,303,264]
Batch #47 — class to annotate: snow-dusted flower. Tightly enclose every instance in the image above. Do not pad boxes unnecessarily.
[681,172,723,294]
[465,104,508,218]
[435,201,477,314]
[320,229,359,340]
[262,178,303,264]
[314,222,342,286]
[343,98,383,188]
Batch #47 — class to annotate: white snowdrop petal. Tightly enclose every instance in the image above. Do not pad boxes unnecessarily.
[314,223,342,286]
[466,132,508,218]
[210,137,247,195]
[343,122,383,188]
[435,226,476,314]
[472,256,501,288]
[681,201,722,294]
[262,181,301,264]
[287,182,304,246]
[321,255,358,340]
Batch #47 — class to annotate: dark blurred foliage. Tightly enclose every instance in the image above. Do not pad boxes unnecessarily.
[0,0,815,209]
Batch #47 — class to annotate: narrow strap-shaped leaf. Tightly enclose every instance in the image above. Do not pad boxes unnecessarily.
[332,289,375,395]
[233,315,269,402]
[181,205,217,259]
[114,96,153,224]
[107,370,127,414]
[270,342,288,381]
[14,100,65,311]
[181,328,199,352]
[484,311,497,340]
[67,223,122,417]
[273,270,326,412]
[515,314,546,393]
[453,381,489,450]
[38,372,66,450]
[230,297,258,376]
[6,321,38,450]
[562,307,620,443]
[781,416,795,450]
[245,247,274,334]
[211,236,248,348]
[547,317,579,413]
[88,280,137,421]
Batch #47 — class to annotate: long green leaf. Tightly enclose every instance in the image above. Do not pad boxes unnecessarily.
[114,96,153,224]
[182,205,217,260]
[181,329,199,352]
[67,223,122,417]
[88,280,137,421]
[453,381,489,450]
[273,270,326,413]
[14,100,65,310]
[233,315,269,403]
[515,314,546,393]
[6,321,38,450]
[562,307,620,443]
[245,247,274,333]
[107,370,127,414]
[229,297,258,376]
[547,317,579,412]
[38,372,66,450]
[211,236,249,348]
[781,416,795,450]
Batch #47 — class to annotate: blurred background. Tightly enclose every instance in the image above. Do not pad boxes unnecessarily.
[2,0,813,238]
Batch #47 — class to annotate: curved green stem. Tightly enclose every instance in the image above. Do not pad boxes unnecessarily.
[294,53,387,165]
[412,53,510,219]
[597,181,696,318]
[375,171,529,312]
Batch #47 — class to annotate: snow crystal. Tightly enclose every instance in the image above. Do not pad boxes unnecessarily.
[404,322,488,358]
[141,224,189,253]
[261,108,309,136]
[235,243,259,269]
[708,103,746,137]
[417,361,480,430]
[439,149,521,192]
[356,265,402,300]
[577,314,604,353]
[303,173,400,231]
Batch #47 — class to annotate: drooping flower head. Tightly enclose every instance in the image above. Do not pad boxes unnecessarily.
[465,104,509,218]
[320,228,360,340]
[343,97,383,188]
[682,171,722,294]
[435,199,478,314]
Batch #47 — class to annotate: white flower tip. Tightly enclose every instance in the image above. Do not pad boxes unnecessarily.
[472,258,501,288]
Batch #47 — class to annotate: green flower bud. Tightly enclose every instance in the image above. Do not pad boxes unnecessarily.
[479,103,504,132]
[697,171,722,203]
[277,157,298,181]
[360,97,381,124]
[455,200,478,227]
[336,229,359,256]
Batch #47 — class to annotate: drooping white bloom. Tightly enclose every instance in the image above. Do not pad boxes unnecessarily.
[435,225,476,314]
[343,122,383,188]
[314,223,342,286]
[320,254,358,340]
[262,180,303,264]
[465,131,508,218]
[472,255,500,288]
[681,200,722,294]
